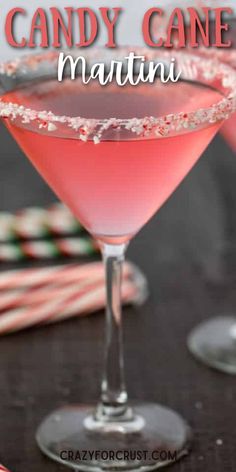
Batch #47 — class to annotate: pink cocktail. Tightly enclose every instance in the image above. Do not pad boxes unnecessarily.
[0,49,235,471]
[3,78,222,244]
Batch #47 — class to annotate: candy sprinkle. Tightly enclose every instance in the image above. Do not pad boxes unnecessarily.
[0,49,236,143]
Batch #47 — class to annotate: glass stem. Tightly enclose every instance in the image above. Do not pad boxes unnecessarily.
[96,242,131,421]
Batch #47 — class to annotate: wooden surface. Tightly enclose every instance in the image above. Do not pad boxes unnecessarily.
[0,124,236,471]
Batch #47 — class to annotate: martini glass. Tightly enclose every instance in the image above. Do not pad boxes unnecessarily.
[0,48,235,471]
[186,33,236,374]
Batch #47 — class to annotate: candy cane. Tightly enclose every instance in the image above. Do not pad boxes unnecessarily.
[0,268,132,311]
[0,279,138,335]
[0,202,82,241]
[0,262,133,291]
[0,236,98,261]
[0,465,10,472]
[0,280,99,311]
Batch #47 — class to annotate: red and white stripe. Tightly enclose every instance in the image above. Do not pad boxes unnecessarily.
[0,202,80,240]
[0,279,138,335]
[0,465,10,472]
[0,269,132,312]
[0,261,145,335]
[0,262,133,291]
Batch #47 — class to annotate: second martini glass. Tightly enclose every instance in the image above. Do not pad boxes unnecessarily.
[187,43,236,375]
[0,48,235,470]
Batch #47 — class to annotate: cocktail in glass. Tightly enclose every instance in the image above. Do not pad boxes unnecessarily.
[0,48,235,470]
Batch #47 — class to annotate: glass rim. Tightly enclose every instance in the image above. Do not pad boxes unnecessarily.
[0,47,236,143]
[197,46,236,68]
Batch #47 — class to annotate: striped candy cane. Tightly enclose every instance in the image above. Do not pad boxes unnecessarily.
[0,237,98,261]
[0,261,133,291]
[0,202,82,241]
[0,262,148,335]
[0,268,133,311]
[0,280,139,335]
[0,465,10,472]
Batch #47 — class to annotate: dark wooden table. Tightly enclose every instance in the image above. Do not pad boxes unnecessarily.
[0,123,236,472]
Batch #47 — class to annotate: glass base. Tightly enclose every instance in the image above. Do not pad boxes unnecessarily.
[188,316,236,374]
[36,402,191,471]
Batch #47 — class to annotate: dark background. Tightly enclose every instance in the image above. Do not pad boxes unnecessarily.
[0,122,236,471]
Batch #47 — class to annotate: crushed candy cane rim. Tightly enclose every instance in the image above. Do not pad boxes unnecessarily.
[0,465,10,472]
[196,47,236,69]
[0,48,236,143]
